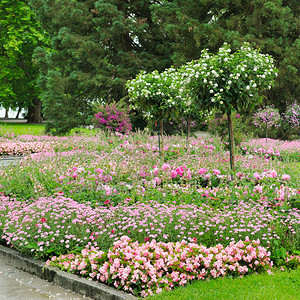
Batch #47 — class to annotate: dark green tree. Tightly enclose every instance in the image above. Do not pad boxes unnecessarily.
[0,0,48,122]
[30,0,172,134]
[152,0,299,108]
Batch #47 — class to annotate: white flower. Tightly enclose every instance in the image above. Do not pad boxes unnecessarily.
[211,98,215,102]
[210,89,214,93]
[246,85,250,90]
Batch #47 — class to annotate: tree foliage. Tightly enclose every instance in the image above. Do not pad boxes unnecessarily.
[30,0,173,133]
[0,0,48,122]
[152,0,299,108]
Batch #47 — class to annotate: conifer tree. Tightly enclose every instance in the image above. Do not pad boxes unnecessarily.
[30,0,172,134]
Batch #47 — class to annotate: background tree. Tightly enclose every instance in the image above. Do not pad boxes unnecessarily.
[30,0,172,134]
[152,0,299,109]
[0,0,48,122]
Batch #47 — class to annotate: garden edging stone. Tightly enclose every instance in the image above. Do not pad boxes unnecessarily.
[0,245,137,300]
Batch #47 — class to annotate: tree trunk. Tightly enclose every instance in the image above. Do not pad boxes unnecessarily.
[4,108,8,118]
[227,112,235,174]
[187,118,191,147]
[27,99,42,123]
[160,119,164,162]
[15,107,22,119]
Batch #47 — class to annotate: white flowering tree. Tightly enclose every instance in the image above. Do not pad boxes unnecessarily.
[180,43,278,172]
[126,68,181,159]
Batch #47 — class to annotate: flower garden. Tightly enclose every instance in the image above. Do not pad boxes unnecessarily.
[0,131,299,297]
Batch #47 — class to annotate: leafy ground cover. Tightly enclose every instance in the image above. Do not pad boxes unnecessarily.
[0,131,299,297]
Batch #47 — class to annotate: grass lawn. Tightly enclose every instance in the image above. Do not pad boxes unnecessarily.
[0,122,45,136]
[150,269,300,300]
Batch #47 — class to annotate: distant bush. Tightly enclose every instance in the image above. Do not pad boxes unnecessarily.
[93,102,132,134]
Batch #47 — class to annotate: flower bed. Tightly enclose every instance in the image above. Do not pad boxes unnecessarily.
[0,132,299,297]
[0,141,54,156]
[47,236,272,297]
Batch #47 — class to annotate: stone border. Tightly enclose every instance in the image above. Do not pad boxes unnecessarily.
[0,245,137,300]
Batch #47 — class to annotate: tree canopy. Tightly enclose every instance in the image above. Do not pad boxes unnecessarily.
[0,0,48,122]
[2,0,298,131]
[30,0,173,133]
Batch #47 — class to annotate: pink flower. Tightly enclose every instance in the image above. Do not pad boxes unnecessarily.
[281,174,290,181]
[175,166,184,177]
[212,169,221,175]
[104,199,110,205]
[161,163,171,171]
[198,168,208,175]
[171,170,178,178]
[253,172,261,180]
[153,167,159,175]
[269,170,277,178]
[153,177,161,185]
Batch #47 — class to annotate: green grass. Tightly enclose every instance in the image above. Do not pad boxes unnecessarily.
[0,122,45,136]
[150,269,300,300]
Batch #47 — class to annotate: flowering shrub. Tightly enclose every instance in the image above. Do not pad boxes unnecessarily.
[253,105,281,140]
[47,236,272,297]
[283,101,300,134]
[93,102,132,134]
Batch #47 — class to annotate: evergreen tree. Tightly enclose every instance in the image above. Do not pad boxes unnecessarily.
[152,0,299,108]
[30,0,172,134]
[0,0,48,122]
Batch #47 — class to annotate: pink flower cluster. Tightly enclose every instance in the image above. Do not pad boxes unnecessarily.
[0,141,54,156]
[47,236,272,297]
[253,105,281,129]
[242,146,280,158]
[94,103,132,134]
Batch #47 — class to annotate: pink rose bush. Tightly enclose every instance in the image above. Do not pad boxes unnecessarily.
[47,236,272,297]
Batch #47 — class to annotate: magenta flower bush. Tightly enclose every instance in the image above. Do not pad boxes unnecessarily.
[47,236,272,297]
[93,102,132,134]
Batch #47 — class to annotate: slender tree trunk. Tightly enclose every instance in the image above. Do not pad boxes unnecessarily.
[160,119,164,162]
[4,109,8,118]
[186,118,191,149]
[16,107,22,119]
[227,112,235,174]
[27,99,42,123]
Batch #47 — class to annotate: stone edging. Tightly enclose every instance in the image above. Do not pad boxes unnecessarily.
[0,245,137,300]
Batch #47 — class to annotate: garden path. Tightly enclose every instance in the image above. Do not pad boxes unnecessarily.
[0,260,90,300]
[0,157,22,168]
